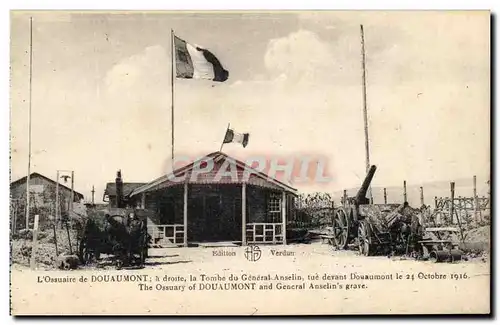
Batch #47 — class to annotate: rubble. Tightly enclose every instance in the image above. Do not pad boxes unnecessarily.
[464,226,490,245]
[55,254,80,270]
[12,229,48,241]
[11,227,80,270]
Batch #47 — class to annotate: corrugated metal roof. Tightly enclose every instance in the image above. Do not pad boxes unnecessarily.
[130,151,297,197]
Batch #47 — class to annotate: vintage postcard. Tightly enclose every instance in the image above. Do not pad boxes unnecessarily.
[9,10,491,315]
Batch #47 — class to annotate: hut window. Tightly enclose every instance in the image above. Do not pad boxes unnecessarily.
[268,193,281,213]
[267,193,282,223]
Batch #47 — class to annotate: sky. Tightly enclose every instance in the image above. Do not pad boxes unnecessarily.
[10,11,490,202]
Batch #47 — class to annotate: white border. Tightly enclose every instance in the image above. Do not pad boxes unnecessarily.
[3,0,500,10]
[1,1,497,323]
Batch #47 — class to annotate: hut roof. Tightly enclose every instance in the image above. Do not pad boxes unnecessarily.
[129,151,297,197]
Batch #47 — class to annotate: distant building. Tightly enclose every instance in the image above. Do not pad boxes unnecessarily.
[10,172,84,229]
[10,172,84,206]
[103,178,146,208]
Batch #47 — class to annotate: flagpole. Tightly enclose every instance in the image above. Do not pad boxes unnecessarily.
[219,123,230,152]
[171,29,175,168]
[360,24,373,203]
[25,17,33,230]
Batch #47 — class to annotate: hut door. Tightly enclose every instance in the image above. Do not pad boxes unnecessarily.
[205,196,222,241]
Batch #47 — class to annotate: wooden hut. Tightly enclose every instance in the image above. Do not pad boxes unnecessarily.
[127,151,297,246]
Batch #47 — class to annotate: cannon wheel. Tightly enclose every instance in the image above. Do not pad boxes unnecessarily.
[333,207,349,250]
[358,220,373,256]
[140,230,148,265]
[78,237,91,265]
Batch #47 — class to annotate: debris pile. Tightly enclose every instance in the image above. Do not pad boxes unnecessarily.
[11,227,80,270]
[464,226,490,245]
[459,225,490,257]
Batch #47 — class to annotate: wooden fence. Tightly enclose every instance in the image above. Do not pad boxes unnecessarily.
[147,224,185,246]
[246,222,283,244]
[340,175,490,227]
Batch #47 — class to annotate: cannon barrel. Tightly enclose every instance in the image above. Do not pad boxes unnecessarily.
[355,165,377,204]
[115,170,124,208]
[385,202,408,228]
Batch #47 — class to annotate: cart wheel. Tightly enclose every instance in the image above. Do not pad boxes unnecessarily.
[137,240,145,265]
[429,251,438,263]
[333,207,349,250]
[140,248,147,265]
[78,238,92,265]
[358,220,373,256]
[142,231,149,261]
[78,238,85,264]
[141,237,148,262]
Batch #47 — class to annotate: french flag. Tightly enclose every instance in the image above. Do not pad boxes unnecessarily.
[174,35,229,82]
[223,128,249,148]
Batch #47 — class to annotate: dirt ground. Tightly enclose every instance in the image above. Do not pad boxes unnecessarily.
[145,242,489,269]
[10,224,490,271]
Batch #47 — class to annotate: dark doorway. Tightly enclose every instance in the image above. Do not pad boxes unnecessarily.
[188,185,242,242]
[205,196,222,238]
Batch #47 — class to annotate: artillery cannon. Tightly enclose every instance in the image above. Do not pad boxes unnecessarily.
[332,165,422,256]
[75,170,151,269]
[332,166,464,262]
[78,207,150,269]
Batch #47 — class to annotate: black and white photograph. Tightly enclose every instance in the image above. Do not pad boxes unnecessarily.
[8,9,491,315]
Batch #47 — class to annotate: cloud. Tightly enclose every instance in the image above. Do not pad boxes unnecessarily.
[264,29,334,83]
[208,30,369,190]
[297,11,489,86]
[87,45,174,183]
[217,22,490,190]
[102,44,172,130]
[9,12,489,202]
[105,45,169,97]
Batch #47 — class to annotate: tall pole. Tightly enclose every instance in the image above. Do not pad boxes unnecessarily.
[360,24,372,203]
[219,123,230,152]
[91,185,95,205]
[450,182,455,224]
[25,16,33,230]
[56,171,59,225]
[241,183,247,246]
[171,29,175,168]
[70,171,74,210]
[473,175,479,223]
